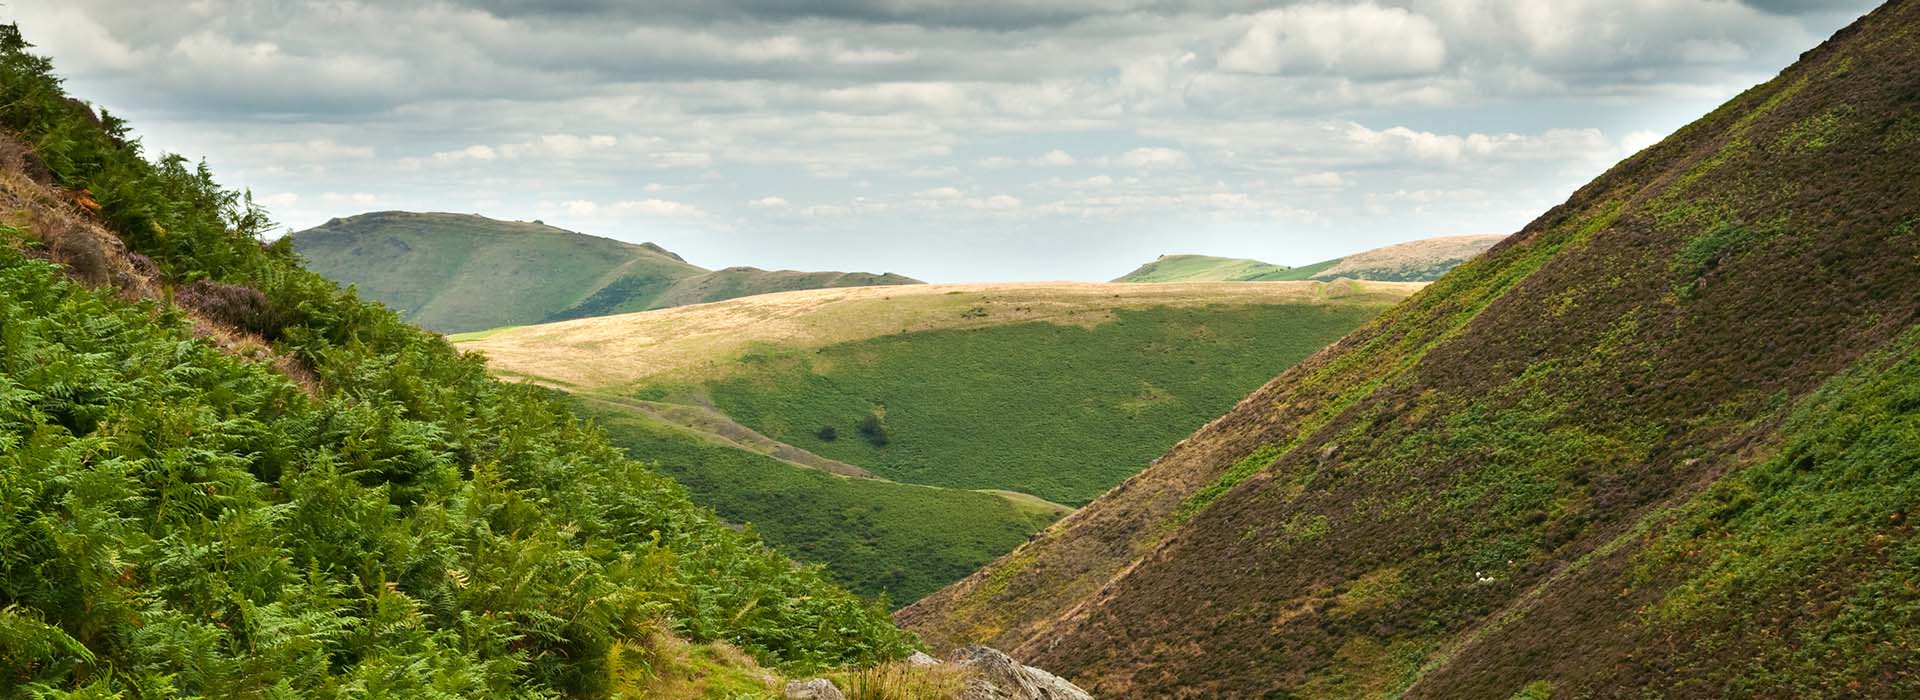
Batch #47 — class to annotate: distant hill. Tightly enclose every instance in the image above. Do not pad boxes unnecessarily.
[457,280,1419,602]
[1115,233,1506,283]
[903,4,1920,698]
[292,211,920,332]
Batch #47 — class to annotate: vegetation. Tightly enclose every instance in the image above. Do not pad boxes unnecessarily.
[700,304,1385,504]
[460,282,1406,601]
[293,212,920,333]
[0,24,912,699]
[580,403,1067,604]
[1113,234,1505,284]
[904,4,1920,698]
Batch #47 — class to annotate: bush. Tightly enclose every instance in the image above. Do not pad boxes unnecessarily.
[817,425,839,441]
[174,278,290,339]
[858,413,891,447]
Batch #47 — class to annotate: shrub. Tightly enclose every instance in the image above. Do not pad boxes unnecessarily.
[817,425,839,441]
[858,413,891,447]
[174,278,290,339]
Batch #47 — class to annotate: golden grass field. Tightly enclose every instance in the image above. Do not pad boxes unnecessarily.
[451,280,1425,390]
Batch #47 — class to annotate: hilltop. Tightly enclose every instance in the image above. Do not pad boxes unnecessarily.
[458,280,1418,601]
[1116,233,1505,283]
[903,2,1920,697]
[292,211,920,332]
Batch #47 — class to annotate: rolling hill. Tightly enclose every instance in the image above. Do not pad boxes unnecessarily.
[291,211,921,332]
[457,280,1420,601]
[1116,233,1506,283]
[901,3,1920,698]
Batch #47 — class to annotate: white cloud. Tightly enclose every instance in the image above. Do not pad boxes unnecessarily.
[1291,172,1346,188]
[748,196,790,208]
[1116,147,1190,169]
[1034,149,1076,166]
[1220,3,1448,78]
[434,144,499,162]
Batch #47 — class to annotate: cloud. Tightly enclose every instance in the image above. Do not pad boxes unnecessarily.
[1034,149,1076,166]
[1220,3,1448,78]
[1291,171,1345,188]
[9,0,1876,281]
[1115,147,1190,169]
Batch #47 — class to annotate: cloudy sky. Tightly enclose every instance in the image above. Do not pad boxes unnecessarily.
[7,0,1879,281]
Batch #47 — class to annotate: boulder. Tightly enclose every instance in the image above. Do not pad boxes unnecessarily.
[783,678,845,700]
[953,646,1092,700]
[906,651,942,667]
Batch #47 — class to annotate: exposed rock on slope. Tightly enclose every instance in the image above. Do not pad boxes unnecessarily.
[904,3,1920,697]
[292,211,919,332]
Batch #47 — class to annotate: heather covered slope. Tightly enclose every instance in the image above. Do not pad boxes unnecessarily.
[293,211,919,332]
[902,3,1920,698]
[1114,234,1504,283]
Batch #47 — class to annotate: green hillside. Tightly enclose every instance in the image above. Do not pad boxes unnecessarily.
[697,303,1388,505]
[459,281,1416,601]
[579,398,1068,604]
[293,212,920,333]
[1116,234,1505,284]
[903,3,1920,697]
[0,24,912,699]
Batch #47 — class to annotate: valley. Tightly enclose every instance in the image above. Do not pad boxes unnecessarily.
[456,280,1418,601]
[7,2,1915,698]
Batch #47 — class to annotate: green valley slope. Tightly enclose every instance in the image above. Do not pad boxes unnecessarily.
[902,4,1920,698]
[1116,233,1506,283]
[457,281,1418,601]
[293,211,920,332]
[0,24,913,698]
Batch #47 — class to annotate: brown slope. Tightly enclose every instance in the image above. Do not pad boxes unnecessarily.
[900,2,1920,697]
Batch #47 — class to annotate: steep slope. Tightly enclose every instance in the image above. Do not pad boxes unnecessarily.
[1115,234,1505,283]
[292,211,919,332]
[0,25,913,698]
[458,281,1417,601]
[902,3,1920,698]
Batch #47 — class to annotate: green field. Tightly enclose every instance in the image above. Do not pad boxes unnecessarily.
[673,303,1388,505]
[581,400,1068,604]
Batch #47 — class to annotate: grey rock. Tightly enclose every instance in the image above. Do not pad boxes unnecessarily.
[907,650,942,666]
[954,646,1092,700]
[784,678,845,700]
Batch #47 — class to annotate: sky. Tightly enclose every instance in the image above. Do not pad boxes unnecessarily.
[5,0,1881,282]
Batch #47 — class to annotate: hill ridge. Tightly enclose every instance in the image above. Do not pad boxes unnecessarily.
[1114,233,1505,283]
[292,210,920,332]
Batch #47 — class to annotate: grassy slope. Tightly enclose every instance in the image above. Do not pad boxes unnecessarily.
[580,400,1066,604]
[902,4,1920,698]
[700,303,1389,505]
[1112,254,1293,282]
[1113,235,1505,284]
[293,212,921,333]
[0,26,911,699]
[294,211,704,333]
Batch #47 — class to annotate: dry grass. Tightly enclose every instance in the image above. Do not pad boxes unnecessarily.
[454,280,1423,390]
